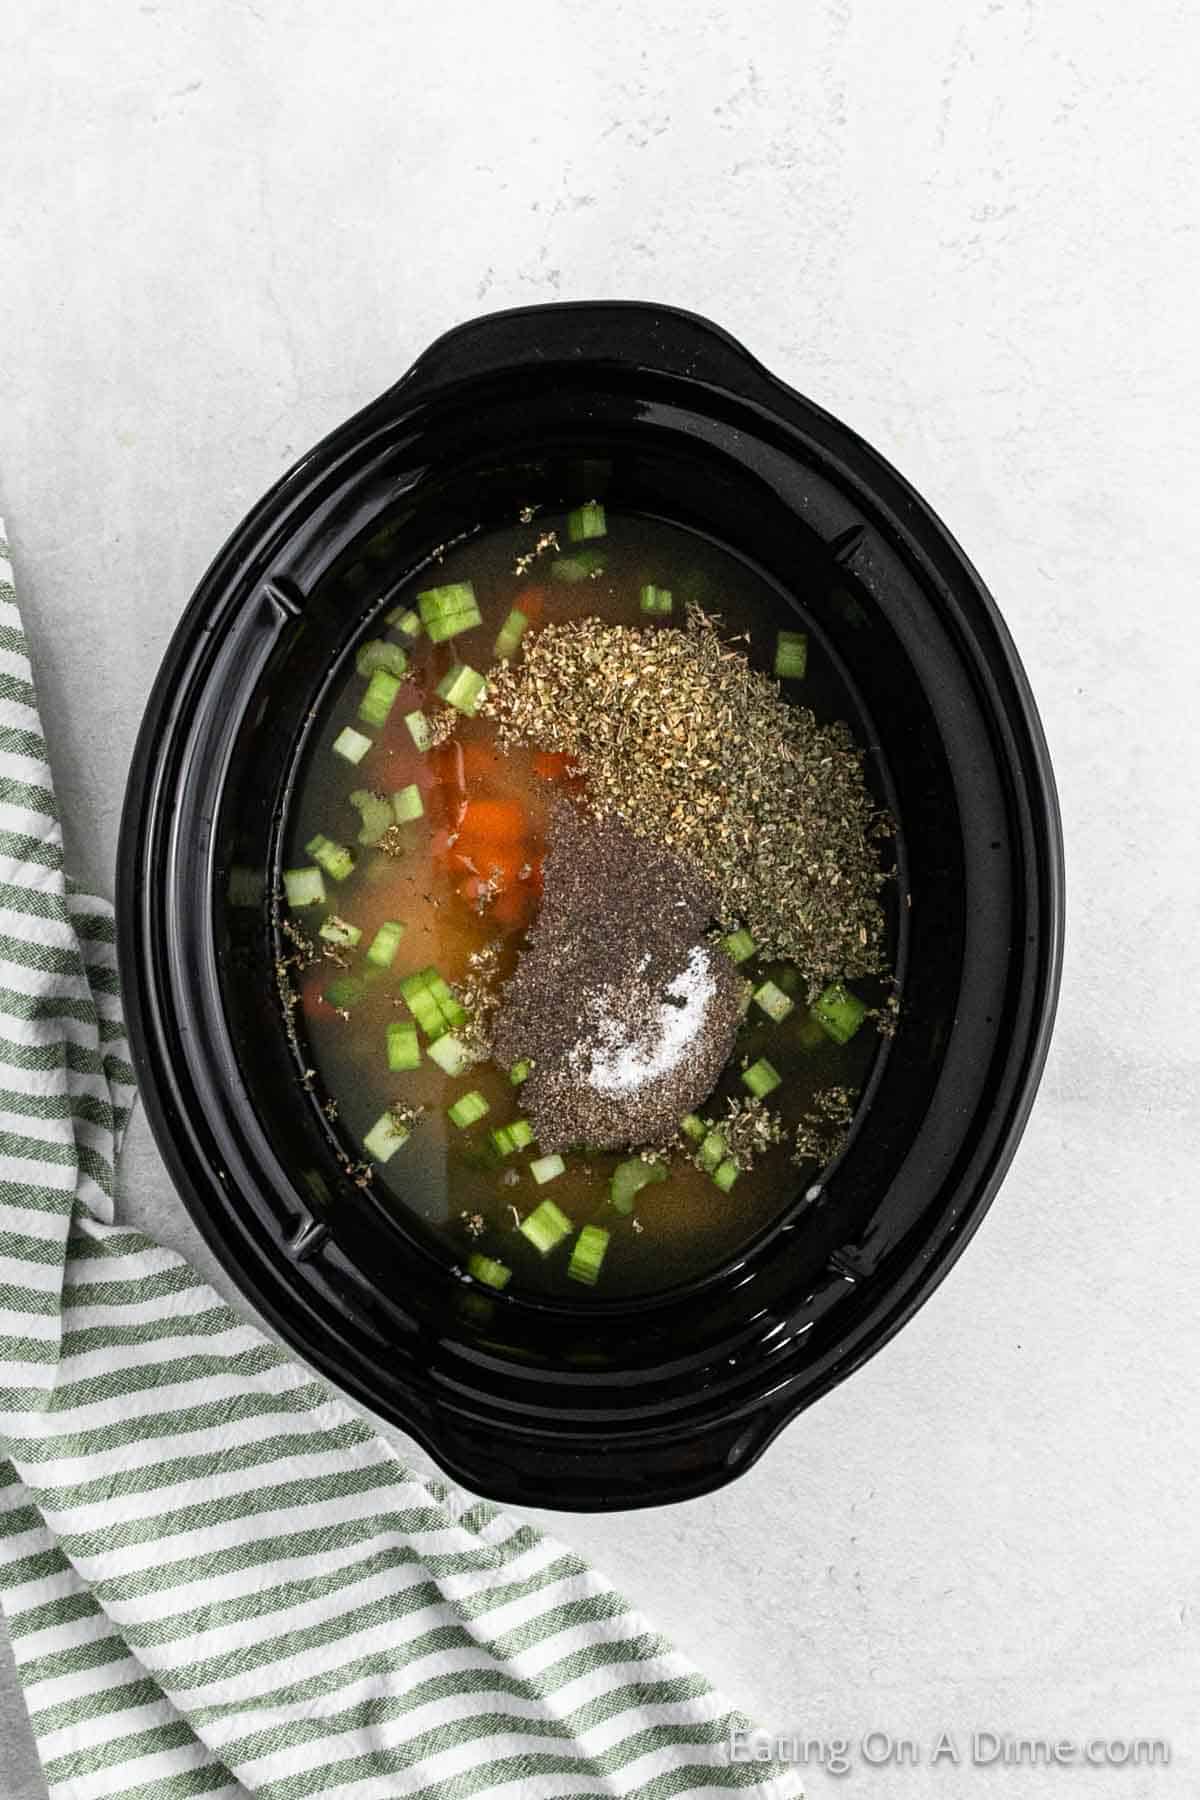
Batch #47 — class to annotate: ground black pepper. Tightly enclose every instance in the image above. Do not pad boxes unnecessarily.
[491,799,746,1151]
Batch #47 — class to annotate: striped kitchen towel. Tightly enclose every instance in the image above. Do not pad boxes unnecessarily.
[0,523,800,1800]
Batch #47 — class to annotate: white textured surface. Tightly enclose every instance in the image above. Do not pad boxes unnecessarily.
[2,5,1198,1797]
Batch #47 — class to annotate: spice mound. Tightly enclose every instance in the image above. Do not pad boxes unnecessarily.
[491,800,746,1151]
[482,607,889,991]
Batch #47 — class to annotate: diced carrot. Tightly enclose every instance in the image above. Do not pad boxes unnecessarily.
[513,585,547,624]
[456,798,527,847]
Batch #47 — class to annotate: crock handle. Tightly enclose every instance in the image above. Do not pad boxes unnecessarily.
[396,301,785,405]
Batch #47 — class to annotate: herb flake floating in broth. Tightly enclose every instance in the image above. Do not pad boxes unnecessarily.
[481,606,889,992]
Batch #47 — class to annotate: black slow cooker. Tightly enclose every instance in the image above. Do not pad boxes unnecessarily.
[118,303,1064,1509]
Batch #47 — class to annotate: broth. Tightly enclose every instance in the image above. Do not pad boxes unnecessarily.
[279,509,892,1301]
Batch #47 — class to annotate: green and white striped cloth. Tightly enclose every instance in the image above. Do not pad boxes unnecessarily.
[0,524,799,1800]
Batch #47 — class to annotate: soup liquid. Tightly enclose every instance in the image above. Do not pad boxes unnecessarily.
[283,511,887,1301]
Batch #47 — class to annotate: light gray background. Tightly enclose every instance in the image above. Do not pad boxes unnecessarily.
[2,4,1198,1797]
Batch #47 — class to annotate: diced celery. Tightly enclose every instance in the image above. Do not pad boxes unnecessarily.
[404,710,432,752]
[490,1125,516,1157]
[305,834,355,882]
[418,583,482,644]
[509,1059,532,1085]
[720,928,757,964]
[713,1158,740,1192]
[349,789,394,845]
[318,914,362,949]
[448,1090,489,1129]
[356,639,409,679]
[467,1252,511,1291]
[529,1153,566,1186]
[399,967,447,1040]
[679,1113,707,1144]
[508,1118,534,1150]
[742,1058,782,1098]
[391,783,424,824]
[550,548,605,583]
[386,604,422,638]
[386,1019,421,1072]
[323,975,366,1010]
[697,1131,728,1173]
[639,584,673,616]
[811,981,867,1044]
[568,1224,609,1286]
[425,971,468,1031]
[753,979,795,1023]
[493,607,530,662]
[519,1197,571,1253]
[774,630,808,680]
[333,726,372,766]
[363,1110,411,1164]
[284,866,325,909]
[426,1033,471,1077]
[359,668,403,728]
[567,501,606,542]
[610,1158,667,1215]
[436,662,487,715]
[365,920,406,968]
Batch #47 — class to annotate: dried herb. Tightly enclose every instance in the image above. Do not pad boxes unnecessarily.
[791,1085,857,1167]
[482,607,890,992]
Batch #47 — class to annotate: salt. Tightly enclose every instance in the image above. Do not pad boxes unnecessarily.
[578,945,717,1096]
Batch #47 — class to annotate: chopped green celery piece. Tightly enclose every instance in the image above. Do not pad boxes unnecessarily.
[399,967,447,1040]
[365,920,406,968]
[425,970,468,1030]
[391,783,424,823]
[509,1058,532,1085]
[742,1057,782,1098]
[508,1118,534,1150]
[550,548,604,583]
[679,1113,706,1144]
[418,583,483,643]
[305,833,355,882]
[363,1110,411,1164]
[447,1090,489,1129]
[753,979,795,1023]
[795,1010,829,1050]
[493,607,529,661]
[332,726,372,765]
[359,668,403,728]
[610,1158,667,1214]
[490,1125,516,1156]
[466,1252,511,1291]
[324,975,366,1010]
[404,709,432,752]
[386,1019,421,1072]
[567,501,606,542]
[639,583,673,616]
[349,789,394,845]
[436,662,487,715]
[568,1224,609,1286]
[696,1131,728,1173]
[318,914,361,949]
[426,1033,471,1077]
[386,605,422,638]
[774,629,808,680]
[529,1153,566,1185]
[721,927,757,964]
[283,866,325,909]
[356,638,409,679]
[811,982,867,1045]
[519,1196,571,1253]
[713,1158,740,1192]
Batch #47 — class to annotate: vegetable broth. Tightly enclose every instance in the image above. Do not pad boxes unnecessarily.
[280,510,891,1301]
